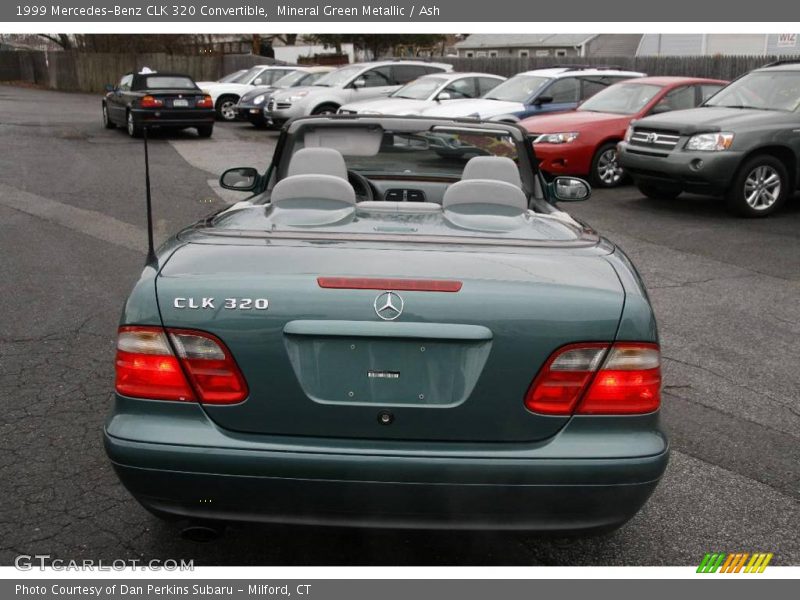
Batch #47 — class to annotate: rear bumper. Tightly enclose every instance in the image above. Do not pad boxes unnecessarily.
[104,397,668,531]
[130,108,215,128]
[618,142,743,194]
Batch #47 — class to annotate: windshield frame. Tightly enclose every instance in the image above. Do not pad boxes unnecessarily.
[313,65,366,88]
[276,120,531,185]
[483,75,552,103]
[218,70,245,83]
[577,82,664,115]
[230,66,263,85]
[704,69,800,112]
[271,70,310,88]
[390,76,448,100]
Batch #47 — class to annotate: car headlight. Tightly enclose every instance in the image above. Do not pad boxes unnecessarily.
[533,132,580,144]
[286,91,309,102]
[253,94,265,105]
[685,132,734,152]
[624,125,634,143]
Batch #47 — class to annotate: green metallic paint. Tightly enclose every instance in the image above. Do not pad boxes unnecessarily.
[107,115,668,530]
[152,239,626,442]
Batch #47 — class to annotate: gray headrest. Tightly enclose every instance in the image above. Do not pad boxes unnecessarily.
[442,179,527,211]
[287,148,348,179]
[271,174,355,207]
[461,156,522,188]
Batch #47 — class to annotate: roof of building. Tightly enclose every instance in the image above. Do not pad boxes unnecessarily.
[454,34,596,49]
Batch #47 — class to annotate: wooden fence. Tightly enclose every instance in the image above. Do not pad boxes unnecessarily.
[0,51,287,92]
[447,55,800,80]
[2,51,800,93]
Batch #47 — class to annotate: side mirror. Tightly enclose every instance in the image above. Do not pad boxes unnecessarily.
[105,84,115,93]
[436,91,451,101]
[220,167,259,192]
[352,77,366,89]
[552,176,591,202]
[252,78,263,86]
[533,95,554,106]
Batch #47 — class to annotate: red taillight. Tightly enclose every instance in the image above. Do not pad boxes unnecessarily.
[524,342,660,415]
[140,95,163,108]
[578,344,661,414]
[318,277,462,292]
[196,95,213,108]
[115,326,248,404]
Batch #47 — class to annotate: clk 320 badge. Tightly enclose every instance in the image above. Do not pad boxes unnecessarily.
[173,297,269,310]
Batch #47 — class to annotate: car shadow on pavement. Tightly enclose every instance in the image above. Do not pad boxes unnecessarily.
[628,190,800,219]
[141,518,609,566]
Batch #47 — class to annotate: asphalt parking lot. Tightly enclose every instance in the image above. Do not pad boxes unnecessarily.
[0,84,798,566]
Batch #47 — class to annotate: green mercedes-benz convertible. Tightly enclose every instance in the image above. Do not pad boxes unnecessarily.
[104,115,668,534]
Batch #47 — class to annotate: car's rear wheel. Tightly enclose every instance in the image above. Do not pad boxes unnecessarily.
[591,142,625,188]
[215,96,238,121]
[726,155,788,217]
[637,182,682,200]
[102,103,115,129]
[311,103,339,115]
[197,124,214,138]
[126,112,142,138]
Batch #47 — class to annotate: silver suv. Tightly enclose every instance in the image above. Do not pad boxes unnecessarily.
[264,60,452,127]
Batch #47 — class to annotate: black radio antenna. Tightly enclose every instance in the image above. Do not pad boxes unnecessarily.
[142,125,157,265]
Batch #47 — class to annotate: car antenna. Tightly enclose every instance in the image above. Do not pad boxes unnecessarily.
[142,125,157,265]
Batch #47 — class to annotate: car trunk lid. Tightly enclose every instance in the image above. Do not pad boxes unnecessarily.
[155,241,624,442]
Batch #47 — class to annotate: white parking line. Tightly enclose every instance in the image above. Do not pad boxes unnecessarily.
[0,182,146,254]
[167,124,277,204]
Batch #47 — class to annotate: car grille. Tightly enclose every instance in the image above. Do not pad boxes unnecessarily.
[630,128,682,150]
[266,99,291,111]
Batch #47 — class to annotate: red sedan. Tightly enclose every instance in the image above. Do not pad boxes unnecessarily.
[520,77,728,187]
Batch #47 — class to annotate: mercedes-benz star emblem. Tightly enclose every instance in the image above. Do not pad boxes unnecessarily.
[374,291,404,321]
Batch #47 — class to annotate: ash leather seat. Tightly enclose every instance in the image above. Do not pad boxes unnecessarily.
[460,156,523,189]
[271,148,355,207]
[287,147,349,179]
[443,156,527,212]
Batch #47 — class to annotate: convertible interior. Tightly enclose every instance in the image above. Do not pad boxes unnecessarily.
[268,123,546,212]
[212,120,585,239]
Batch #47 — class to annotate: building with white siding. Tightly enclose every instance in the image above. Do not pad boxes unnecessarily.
[454,34,643,59]
[637,34,800,56]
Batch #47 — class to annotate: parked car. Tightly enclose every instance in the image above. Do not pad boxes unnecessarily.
[102,68,215,138]
[420,66,646,122]
[105,114,669,534]
[337,72,505,116]
[618,61,800,216]
[235,66,335,127]
[264,60,452,127]
[196,65,298,121]
[523,77,727,187]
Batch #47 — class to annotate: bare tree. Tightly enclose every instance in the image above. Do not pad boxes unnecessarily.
[38,34,73,50]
